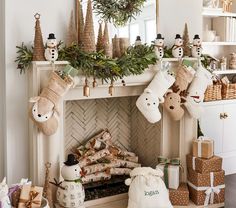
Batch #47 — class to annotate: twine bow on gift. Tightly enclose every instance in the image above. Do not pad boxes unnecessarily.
[157,156,182,188]
[19,191,40,208]
[204,172,221,206]
[188,172,225,206]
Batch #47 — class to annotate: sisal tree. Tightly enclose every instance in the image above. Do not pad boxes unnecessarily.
[76,0,84,45]
[81,0,96,52]
[182,23,191,57]
[112,35,121,58]
[66,10,77,46]
[33,13,45,61]
[96,22,104,52]
[103,22,112,57]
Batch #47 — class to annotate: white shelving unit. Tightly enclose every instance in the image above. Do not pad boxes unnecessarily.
[202,41,236,46]
[201,0,236,190]
[213,69,236,75]
[202,11,236,17]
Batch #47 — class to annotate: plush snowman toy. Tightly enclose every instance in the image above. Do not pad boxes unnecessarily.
[172,34,184,58]
[154,34,165,59]
[135,36,142,46]
[57,154,85,208]
[136,70,175,123]
[191,35,203,58]
[45,33,59,62]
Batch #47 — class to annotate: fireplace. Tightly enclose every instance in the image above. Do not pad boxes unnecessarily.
[29,61,197,206]
[65,97,161,167]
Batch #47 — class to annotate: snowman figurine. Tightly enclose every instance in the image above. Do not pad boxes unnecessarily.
[57,154,85,208]
[191,34,203,58]
[135,36,142,46]
[44,33,59,62]
[172,34,184,58]
[154,34,165,59]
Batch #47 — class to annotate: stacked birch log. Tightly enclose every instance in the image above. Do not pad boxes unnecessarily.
[74,129,141,184]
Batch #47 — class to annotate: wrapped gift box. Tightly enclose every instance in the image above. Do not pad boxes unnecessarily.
[187,168,225,206]
[169,183,189,206]
[18,185,43,208]
[192,137,214,159]
[157,164,179,190]
[186,154,222,174]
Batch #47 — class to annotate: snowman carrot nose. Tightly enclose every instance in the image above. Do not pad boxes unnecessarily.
[191,95,200,99]
[80,169,86,177]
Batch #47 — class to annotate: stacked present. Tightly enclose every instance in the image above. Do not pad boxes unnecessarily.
[187,136,225,206]
[17,185,43,208]
[156,157,190,206]
[0,178,46,208]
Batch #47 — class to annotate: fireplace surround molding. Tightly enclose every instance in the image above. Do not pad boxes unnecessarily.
[28,61,197,187]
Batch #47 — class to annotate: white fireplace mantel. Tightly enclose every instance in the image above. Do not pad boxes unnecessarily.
[28,61,197,187]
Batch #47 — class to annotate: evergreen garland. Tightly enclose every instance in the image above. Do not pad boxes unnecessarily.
[93,0,146,26]
[15,43,33,73]
[16,43,157,82]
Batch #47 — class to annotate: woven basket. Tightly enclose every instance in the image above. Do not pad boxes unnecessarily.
[222,83,236,100]
[204,84,222,102]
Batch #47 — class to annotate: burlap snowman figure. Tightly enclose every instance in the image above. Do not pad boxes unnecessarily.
[57,154,85,208]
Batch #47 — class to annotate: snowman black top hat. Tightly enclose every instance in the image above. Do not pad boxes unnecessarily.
[48,33,56,40]
[175,34,182,39]
[194,34,200,40]
[156,34,164,40]
[136,36,141,41]
[64,154,78,166]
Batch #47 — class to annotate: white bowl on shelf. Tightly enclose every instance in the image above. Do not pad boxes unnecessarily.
[203,30,216,42]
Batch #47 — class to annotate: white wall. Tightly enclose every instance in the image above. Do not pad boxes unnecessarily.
[4,0,74,184]
[159,0,202,47]
[0,0,5,181]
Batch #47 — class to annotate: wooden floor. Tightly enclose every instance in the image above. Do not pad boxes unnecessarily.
[225,174,236,208]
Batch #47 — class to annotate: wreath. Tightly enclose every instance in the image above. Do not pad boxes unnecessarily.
[93,0,146,26]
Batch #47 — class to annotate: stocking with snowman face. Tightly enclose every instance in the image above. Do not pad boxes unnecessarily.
[136,70,175,123]
[184,65,212,119]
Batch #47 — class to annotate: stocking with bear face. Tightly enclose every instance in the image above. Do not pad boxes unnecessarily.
[136,70,175,123]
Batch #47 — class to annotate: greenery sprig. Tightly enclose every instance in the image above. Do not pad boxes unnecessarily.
[16,43,157,82]
[93,0,146,26]
[15,43,33,73]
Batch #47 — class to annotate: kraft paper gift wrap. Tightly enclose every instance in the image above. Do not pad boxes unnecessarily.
[192,137,214,159]
[18,185,43,208]
[186,154,222,174]
[169,183,189,206]
[187,169,225,206]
